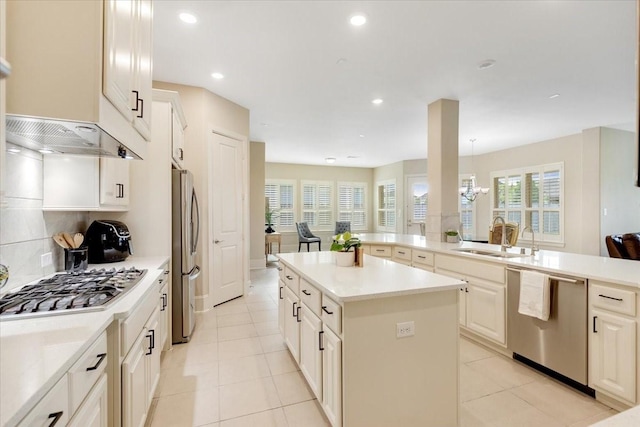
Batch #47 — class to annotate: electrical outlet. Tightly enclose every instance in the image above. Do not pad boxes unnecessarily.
[396,321,415,338]
[41,252,53,267]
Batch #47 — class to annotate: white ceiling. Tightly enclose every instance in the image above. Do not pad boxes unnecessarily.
[153,0,637,168]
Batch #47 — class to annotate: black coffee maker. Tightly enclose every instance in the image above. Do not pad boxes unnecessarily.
[85,220,133,263]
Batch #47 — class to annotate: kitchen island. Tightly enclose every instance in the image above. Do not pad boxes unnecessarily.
[277,251,465,427]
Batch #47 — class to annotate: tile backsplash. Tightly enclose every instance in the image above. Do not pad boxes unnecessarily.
[0,145,88,292]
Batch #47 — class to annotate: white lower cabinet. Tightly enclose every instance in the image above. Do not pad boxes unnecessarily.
[68,374,108,427]
[321,326,342,427]
[278,279,286,335]
[17,375,69,427]
[589,308,637,403]
[18,331,109,427]
[122,330,148,427]
[465,278,505,343]
[299,304,323,398]
[122,305,160,427]
[158,266,171,352]
[282,287,343,426]
[435,254,506,345]
[284,285,301,362]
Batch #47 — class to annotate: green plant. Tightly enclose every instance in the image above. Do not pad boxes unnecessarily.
[265,207,279,225]
[445,230,459,236]
[330,232,361,252]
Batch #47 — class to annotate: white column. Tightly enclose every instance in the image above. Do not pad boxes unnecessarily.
[426,99,461,242]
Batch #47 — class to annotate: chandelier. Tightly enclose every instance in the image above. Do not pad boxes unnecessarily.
[459,139,489,202]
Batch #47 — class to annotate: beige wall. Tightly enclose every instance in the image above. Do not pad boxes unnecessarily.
[600,127,640,255]
[250,142,266,268]
[265,162,374,253]
[154,81,250,310]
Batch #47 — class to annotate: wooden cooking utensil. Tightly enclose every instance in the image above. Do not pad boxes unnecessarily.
[73,233,84,249]
[62,232,76,249]
[53,233,70,249]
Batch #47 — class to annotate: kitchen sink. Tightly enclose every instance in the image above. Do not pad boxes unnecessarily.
[452,248,528,259]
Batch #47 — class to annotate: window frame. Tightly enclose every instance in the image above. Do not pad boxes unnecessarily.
[376,179,397,232]
[459,173,476,240]
[336,181,368,231]
[490,162,564,245]
[300,180,335,231]
[264,179,296,232]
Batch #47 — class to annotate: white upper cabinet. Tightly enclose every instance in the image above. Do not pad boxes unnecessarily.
[6,0,151,159]
[100,158,130,207]
[44,156,130,211]
[153,89,187,169]
[104,0,153,141]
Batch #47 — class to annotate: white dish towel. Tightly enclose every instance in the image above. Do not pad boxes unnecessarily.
[518,270,551,321]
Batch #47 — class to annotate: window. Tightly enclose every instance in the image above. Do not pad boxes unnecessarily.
[459,175,475,240]
[265,180,295,231]
[337,182,367,230]
[301,181,334,230]
[491,163,564,244]
[376,180,396,232]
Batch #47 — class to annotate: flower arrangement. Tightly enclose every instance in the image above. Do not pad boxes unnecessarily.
[330,232,361,252]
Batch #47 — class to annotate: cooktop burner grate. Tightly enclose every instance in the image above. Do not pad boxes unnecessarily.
[0,267,146,319]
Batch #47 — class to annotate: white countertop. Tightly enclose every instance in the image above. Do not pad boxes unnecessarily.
[0,256,169,427]
[590,405,640,426]
[358,233,640,289]
[277,251,465,302]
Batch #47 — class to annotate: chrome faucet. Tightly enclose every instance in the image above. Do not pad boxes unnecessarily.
[492,216,510,252]
[521,225,537,256]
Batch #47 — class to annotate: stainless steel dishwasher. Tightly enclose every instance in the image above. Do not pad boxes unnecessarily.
[507,267,594,396]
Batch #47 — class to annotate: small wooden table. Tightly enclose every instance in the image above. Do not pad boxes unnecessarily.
[265,232,282,261]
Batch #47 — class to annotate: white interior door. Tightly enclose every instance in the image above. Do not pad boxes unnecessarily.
[406,175,428,235]
[210,132,244,306]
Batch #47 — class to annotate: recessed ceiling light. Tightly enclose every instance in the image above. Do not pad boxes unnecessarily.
[325,157,336,164]
[350,14,367,26]
[372,98,383,105]
[211,72,224,79]
[179,12,197,24]
[359,134,365,138]
[477,59,496,70]
[7,147,21,154]
[39,149,54,154]
[549,93,560,99]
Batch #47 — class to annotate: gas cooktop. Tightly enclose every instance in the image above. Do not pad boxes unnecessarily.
[0,267,147,320]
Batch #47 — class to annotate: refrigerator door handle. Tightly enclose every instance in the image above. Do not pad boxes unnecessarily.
[185,265,201,280]
[191,189,200,255]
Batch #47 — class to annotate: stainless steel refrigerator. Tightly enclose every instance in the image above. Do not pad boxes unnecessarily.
[171,169,201,343]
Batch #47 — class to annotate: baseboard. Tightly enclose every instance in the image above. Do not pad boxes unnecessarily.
[250,258,266,270]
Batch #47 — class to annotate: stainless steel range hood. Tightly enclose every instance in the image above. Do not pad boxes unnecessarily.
[5,114,142,159]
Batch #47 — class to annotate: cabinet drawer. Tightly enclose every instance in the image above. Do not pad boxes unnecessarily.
[412,250,434,266]
[68,331,108,414]
[392,247,411,261]
[370,245,392,258]
[321,295,342,335]
[300,279,322,317]
[590,282,636,317]
[284,267,300,296]
[18,375,69,427]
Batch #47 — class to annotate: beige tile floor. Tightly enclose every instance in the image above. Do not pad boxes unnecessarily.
[146,263,618,427]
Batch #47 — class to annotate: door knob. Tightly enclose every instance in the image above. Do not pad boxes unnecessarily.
[214,239,224,244]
